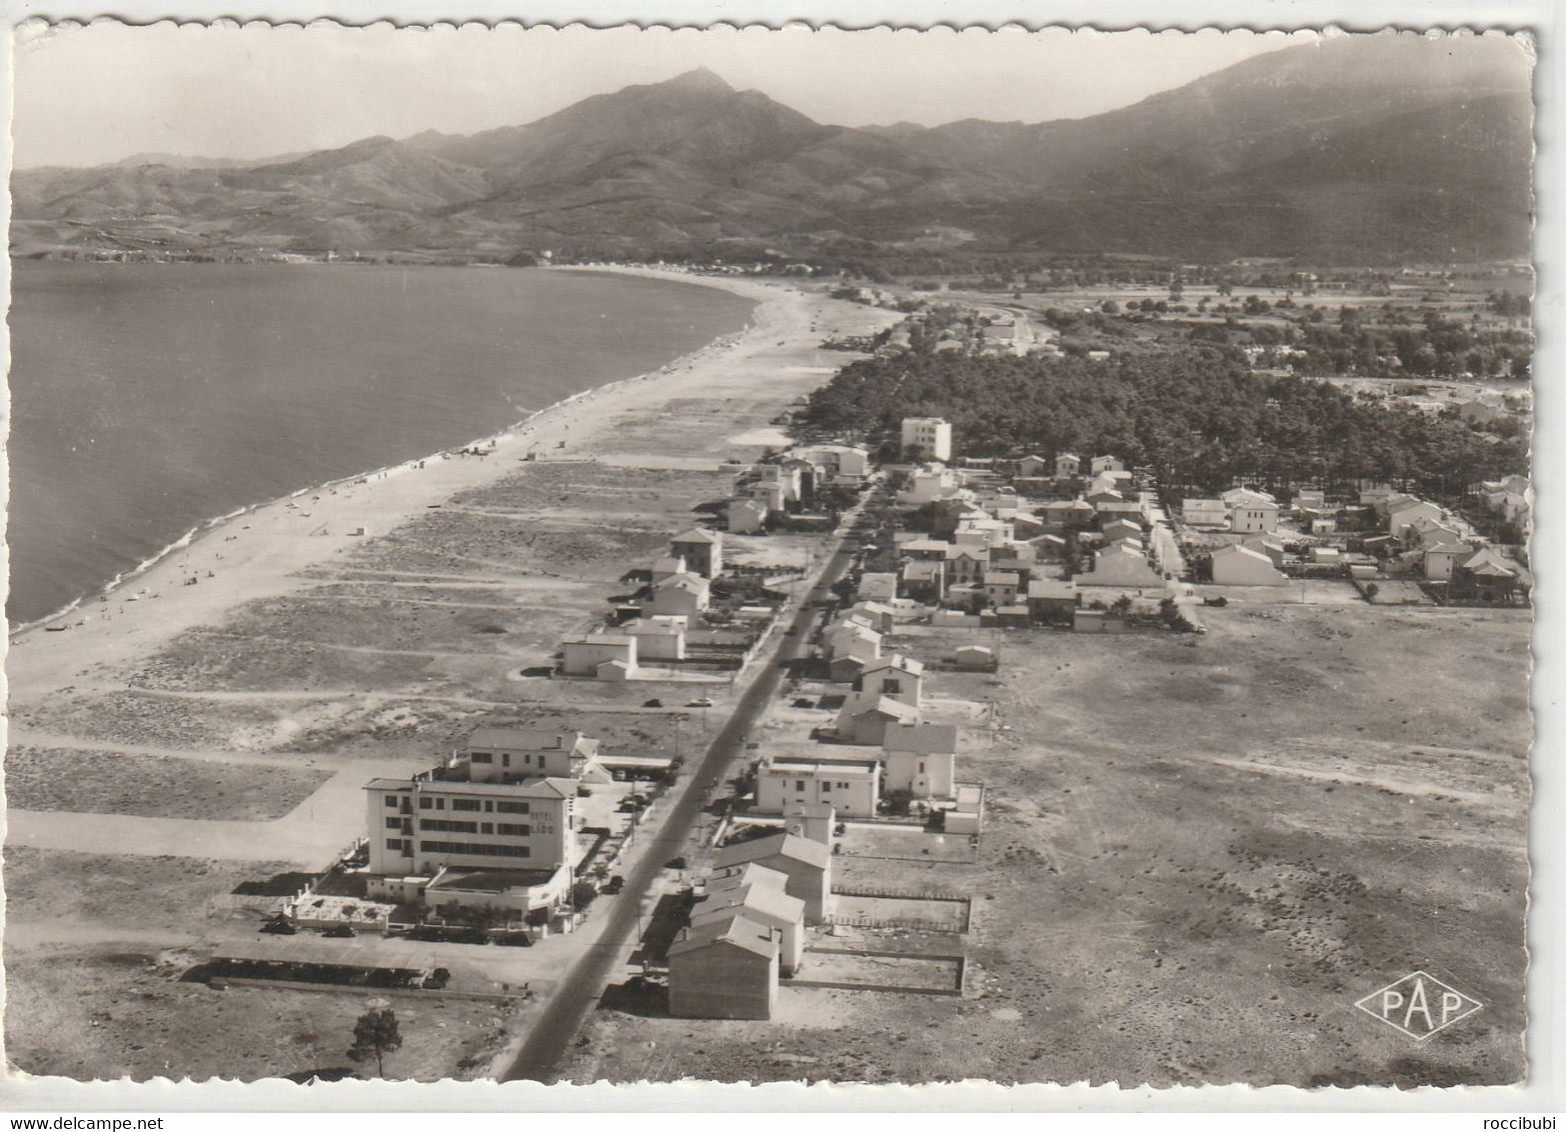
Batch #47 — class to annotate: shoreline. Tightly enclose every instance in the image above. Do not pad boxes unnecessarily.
[7,266,762,638]
[4,270,861,708]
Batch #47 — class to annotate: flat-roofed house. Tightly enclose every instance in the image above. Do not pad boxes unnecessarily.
[363,775,578,909]
[1209,544,1286,587]
[624,616,687,661]
[881,722,957,799]
[713,832,833,922]
[645,572,710,617]
[900,417,953,462]
[667,913,780,1020]
[562,634,638,678]
[670,528,723,578]
[463,728,602,783]
[757,757,881,819]
[692,866,806,975]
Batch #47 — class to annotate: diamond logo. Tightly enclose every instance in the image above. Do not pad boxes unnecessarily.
[1355,971,1483,1041]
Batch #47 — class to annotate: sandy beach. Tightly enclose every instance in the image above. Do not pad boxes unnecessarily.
[5,270,863,707]
[1,267,900,1081]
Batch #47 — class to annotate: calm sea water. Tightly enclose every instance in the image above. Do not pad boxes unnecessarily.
[7,263,755,624]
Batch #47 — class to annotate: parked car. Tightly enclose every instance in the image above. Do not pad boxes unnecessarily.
[260,917,296,935]
[605,875,626,895]
[322,923,356,938]
[685,697,714,708]
[643,698,664,708]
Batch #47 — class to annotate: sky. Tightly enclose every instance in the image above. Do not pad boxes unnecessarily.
[11,22,1308,169]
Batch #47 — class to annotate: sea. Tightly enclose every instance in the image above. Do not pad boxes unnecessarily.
[6,263,757,626]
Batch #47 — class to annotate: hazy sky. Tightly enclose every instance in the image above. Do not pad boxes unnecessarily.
[12,22,1307,168]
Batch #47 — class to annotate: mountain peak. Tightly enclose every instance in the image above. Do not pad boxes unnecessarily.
[661,67,734,94]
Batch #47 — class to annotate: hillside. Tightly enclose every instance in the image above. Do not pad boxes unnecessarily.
[11,34,1534,264]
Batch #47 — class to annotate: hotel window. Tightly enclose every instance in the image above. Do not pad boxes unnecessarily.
[452,798,482,812]
[384,796,398,808]
[497,823,531,837]
[484,800,493,812]
[481,823,493,835]
[419,797,433,810]
[386,839,402,850]
[502,753,511,767]
[795,780,806,792]
[435,798,446,810]
[471,752,493,764]
[821,782,832,792]
[385,817,401,830]
[496,801,530,815]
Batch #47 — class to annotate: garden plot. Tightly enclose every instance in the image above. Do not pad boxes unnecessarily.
[837,823,977,863]
[829,892,970,933]
[793,949,963,995]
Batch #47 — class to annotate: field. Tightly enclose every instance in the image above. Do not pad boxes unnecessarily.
[560,601,1530,1086]
[5,747,333,821]
[2,283,899,1083]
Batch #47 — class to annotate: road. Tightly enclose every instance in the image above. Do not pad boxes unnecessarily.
[501,520,862,1082]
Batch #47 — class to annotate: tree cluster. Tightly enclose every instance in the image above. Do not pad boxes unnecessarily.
[803,346,1527,503]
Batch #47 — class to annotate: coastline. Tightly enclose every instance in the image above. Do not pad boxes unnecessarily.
[3,270,848,707]
[6,265,761,636]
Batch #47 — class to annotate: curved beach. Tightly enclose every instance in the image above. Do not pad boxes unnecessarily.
[4,272,868,713]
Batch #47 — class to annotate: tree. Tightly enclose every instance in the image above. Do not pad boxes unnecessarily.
[351,1008,403,1077]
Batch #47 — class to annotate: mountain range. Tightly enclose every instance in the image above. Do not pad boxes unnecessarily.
[11,34,1535,264]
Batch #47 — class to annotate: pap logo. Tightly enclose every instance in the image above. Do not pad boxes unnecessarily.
[1355,971,1483,1041]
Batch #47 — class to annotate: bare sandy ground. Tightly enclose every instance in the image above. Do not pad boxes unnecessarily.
[1,270,902,1082]
[4,271,828,709]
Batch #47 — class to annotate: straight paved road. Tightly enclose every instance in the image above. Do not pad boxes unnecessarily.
[502,524,861,1082]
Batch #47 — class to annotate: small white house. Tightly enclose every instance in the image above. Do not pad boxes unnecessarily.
[623,616,687,661]
[1210,544,1286,587]
[881,722,958,799]
[757,757,881,820]
[562,634,638,677]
